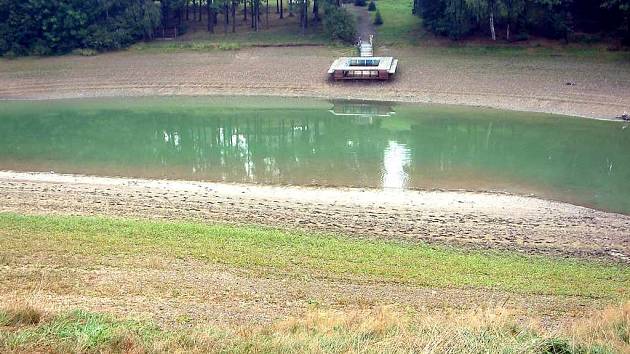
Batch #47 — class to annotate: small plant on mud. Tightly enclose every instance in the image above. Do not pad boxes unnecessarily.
[374,10,383,26]
[217,42,241,51]
[71,48,98,56]
[368,0,376,11]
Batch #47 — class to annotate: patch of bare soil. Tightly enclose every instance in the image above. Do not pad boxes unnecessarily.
[0,254,608,329]
[1,171,628,262]
[0,46,629,119]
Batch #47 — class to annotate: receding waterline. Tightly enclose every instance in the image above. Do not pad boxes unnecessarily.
[0,96,629,214]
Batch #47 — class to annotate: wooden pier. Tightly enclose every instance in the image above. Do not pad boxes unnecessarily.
[328,35,398,81]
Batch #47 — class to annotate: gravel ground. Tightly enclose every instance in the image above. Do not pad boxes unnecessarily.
[0,47,629,119]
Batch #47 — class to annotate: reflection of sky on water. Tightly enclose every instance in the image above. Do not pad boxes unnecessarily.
[383,141,411,189]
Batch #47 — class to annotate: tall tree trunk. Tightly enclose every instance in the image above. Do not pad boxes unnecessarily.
[186,0,190,20]
[199,0,203,21]
[232,0,237,32]
[280,0,283,18]
[489,0,496,40]
[224,1,229,33]
[207,0,214,32]
[490,10,496,40]
[244,0,247,20]
[255,0,260,31]
[276,0,279,14]
[506,23,510,41]
[312,0,318,21]
[266,0,269,27]
[226,1,230,24]
[304,0,308,29]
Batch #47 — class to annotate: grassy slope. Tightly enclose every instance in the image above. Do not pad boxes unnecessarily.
[371,0,423,45]
[1,213,628,352]
[0,213,627,299]
[131,28,329,52]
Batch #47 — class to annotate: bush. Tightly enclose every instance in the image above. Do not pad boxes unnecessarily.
[368,1,376,11]
[354,0,367,6]
[71,48,98,56]
[323,6,357,43]
[217,42,241,51]
[511,32,529,42]
[374,10,383,26]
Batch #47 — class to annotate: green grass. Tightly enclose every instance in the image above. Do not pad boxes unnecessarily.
[130,20,331,53]
[0,309,162,353]
[0,213,627,299]
[372,0,424,45]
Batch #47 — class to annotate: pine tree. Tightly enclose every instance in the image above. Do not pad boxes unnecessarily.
[374,9,383,25]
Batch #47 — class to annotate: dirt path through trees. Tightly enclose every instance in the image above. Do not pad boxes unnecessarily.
[345,4,376,43]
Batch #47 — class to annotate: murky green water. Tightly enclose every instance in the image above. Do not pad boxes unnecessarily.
[1,96,629,214]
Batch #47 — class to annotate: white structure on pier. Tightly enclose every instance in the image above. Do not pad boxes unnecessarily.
[358,35,374,57]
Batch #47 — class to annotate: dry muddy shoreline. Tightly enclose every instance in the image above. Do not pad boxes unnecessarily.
[1,171,628,263]
[1,47,629,119]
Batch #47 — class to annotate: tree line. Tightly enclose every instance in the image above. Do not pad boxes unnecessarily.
[0,0,161,56]
[412,0,630,44]
[0,0,355,56]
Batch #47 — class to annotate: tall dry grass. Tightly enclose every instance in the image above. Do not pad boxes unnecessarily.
[570,301,630,351]
[1,302,628,353]
[0,299,42,327]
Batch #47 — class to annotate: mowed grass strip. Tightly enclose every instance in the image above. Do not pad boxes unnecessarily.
[0,213,627,298]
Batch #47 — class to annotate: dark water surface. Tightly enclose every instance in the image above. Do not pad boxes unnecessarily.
[1,96,629,214]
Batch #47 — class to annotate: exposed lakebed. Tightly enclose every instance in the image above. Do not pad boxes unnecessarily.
[1,96,629,214]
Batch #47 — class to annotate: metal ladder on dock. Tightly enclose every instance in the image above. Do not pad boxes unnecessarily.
[358,35,374,57]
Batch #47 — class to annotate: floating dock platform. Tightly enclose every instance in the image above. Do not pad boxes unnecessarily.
[328,35,398,81]
[328,56,398,81]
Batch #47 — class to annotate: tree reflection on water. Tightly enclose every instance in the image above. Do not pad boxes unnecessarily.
[0,98,628,213]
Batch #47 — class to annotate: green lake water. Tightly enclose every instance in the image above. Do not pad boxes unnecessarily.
[1,96,629,214]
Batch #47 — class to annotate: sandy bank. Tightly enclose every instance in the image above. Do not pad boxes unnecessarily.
[1,171,628,262]
[0,47,629,119]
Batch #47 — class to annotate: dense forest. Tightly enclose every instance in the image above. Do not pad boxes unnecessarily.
[0,0,629,56]
[413,0,630,43]
[0,0,354,55]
